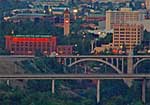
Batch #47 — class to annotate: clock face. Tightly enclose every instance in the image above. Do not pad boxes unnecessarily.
[64,18,69,23]
[65,20,69,23]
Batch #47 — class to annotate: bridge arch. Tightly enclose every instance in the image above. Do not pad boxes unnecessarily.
[68,58,122,74]
[133,58,150,72]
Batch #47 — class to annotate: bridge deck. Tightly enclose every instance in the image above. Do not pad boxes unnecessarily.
[0,74,149,80]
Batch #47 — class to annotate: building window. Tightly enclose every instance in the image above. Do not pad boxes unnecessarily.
[30,42,32,46]
[21,42,24,46]
[16,48,19,51]
[25,48,28,51]
[25,42,28,46]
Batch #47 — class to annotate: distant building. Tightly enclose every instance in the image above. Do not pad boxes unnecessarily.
[32,0,69,7]
[57,45,73,55]
[5,35,73,55]
[106,8,144,30]
[93,43,112,54]
[113,24,144,52]
[64,9,70,36]
[126,19,150,32]
[5,35,57,55]
[4,13,52,23]
[100,0,130,3]
[51,7,69,15]
[145,0,150,19]
[84,13,105,22]
[80,23,98,29]
[145,0,150,10]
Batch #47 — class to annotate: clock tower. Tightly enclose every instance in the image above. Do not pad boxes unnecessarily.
[64,9,70,36]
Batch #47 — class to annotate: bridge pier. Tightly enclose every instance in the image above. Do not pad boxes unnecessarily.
[84,65,87,74]
[127,56,133,74]
[69,58,72,65]
[111,58,114,65]
[52,80,55,94]
[63,58,67,72]
[121,58,124,73]
[142,79,146,104]
[116,58,119,69]
[6,80,10,86]
[125,56,133,87]
[96,80,101,103]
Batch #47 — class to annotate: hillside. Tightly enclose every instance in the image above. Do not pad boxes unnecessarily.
[0,58,24,74]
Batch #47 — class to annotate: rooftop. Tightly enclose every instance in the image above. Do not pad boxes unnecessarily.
[16,13,49,16]
[12,35,54,38]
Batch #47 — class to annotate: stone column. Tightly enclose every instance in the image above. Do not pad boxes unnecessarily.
[97,80,101,103]
[52,80,55,94]
[127,56,133,74]
[142,79,146,104]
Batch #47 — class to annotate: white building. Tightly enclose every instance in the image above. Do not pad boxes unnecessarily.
[145,0,150,10]
[106,8,144,30]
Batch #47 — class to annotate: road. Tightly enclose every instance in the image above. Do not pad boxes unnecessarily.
[1,55,150,59]
[0,55,141,61]
[0,74,149,80]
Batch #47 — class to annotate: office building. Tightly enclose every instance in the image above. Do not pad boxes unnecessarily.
[5,35,57,55]
[106,8,144,30]
[113,24,144,52]
[145,0,150,10]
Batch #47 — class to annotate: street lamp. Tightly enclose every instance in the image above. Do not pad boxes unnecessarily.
[74,44,78,55]
[82,33,87,54]
[73,9,78,20]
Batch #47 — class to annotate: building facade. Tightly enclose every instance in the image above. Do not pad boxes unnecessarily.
[57,45,73,55]
[64,9,70,36]
[145,0,150,10]
[85,14,105,22]
[5,35,57,55]
[32,0,69,7]
[145,0,150,19]
[106,8,143,30]
[4,13,49,23]
[100,0,130,3]
[113,24,144,52]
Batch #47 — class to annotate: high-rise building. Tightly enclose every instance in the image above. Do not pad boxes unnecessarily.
[145,0,150,10]
[106,8,143,30]
[113,24,144,52]
[64,9,70,36]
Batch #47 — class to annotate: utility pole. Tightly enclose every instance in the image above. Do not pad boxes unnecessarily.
[96,80,101,103]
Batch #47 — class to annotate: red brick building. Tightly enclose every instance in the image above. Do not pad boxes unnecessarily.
[57,45,73,55]
[5,35,57,55]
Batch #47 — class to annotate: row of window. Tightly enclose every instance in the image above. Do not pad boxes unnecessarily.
[12,42,55,46]
[114,40,140,43]
[11,48,54,51]
[114,35,141,37]
[57,48,72,51]
[114,29,141,30]
[114,32,141,34]
[12,44,56,48]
